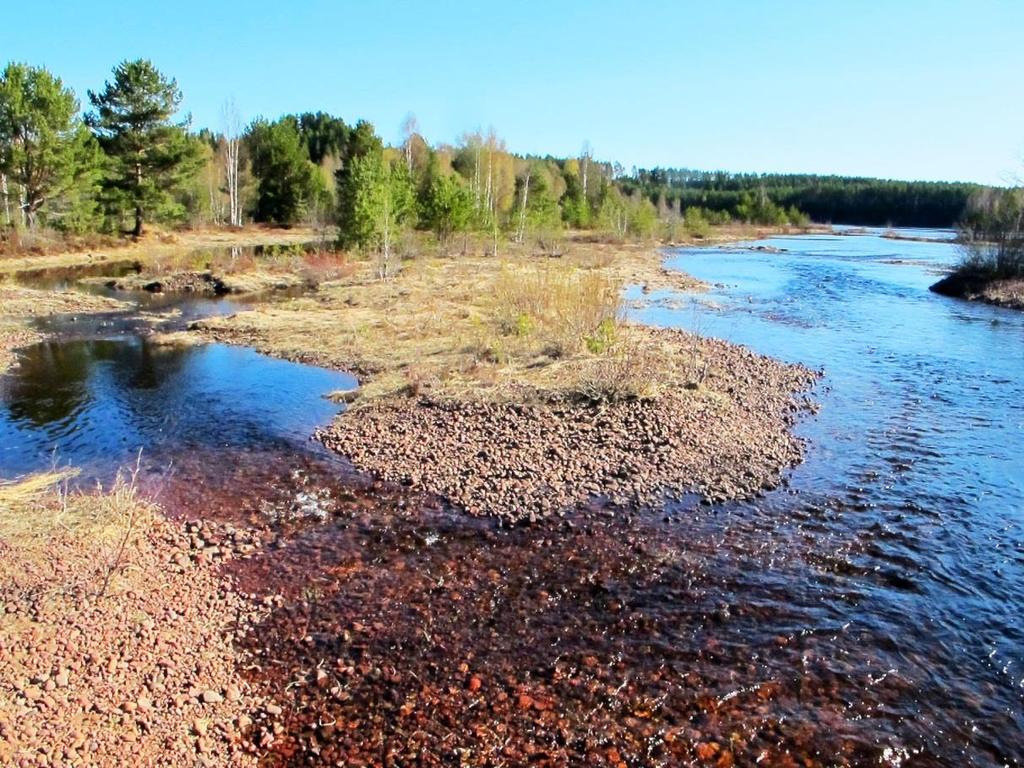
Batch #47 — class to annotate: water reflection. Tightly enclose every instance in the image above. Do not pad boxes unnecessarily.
[0,338,356,494]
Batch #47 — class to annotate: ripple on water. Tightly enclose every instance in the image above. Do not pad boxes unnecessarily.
[2,230,1023,764]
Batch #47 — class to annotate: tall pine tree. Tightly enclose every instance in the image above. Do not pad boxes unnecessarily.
[87,59,200,236]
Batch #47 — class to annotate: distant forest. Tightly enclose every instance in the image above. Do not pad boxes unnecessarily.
[621,170,981,228]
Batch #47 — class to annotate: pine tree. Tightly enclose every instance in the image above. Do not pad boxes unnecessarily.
[421,169,473,248]
[0,62,102,230]
[87,59,201,236]
[246,118,324,225]
[335,120,384,246]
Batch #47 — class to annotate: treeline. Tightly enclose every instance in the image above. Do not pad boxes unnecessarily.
[0,57,703,252]
[0,58,983,256]
[622,169,981,228]
[0,59,816,254]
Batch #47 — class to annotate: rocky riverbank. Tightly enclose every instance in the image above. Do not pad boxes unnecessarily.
[930,270,1024,310]
[0,498,287,767]
[317,328,818,521]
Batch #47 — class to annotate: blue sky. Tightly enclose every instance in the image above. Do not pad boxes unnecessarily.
[3,1,1021,185]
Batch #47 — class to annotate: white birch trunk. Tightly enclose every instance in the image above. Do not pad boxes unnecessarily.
[473,143,482,211]
[485,149,493,214]
[1,173,9,227]
[516,170,530,244]
[223,98,242,227]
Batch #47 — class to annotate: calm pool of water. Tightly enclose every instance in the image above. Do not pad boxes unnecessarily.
[0,337,356,515]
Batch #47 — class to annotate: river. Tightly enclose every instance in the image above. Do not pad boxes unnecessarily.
[636,229,1024,765]
[1,231,1021,765]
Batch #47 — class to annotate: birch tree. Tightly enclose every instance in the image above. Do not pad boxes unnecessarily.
[1,172,9,226]
[222,98,242,227]
[349,150,414,279]
[515,167,530,243]
[401,112,419,173]
[580,141,593,200]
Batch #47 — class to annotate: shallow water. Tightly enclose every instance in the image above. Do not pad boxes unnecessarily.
[0,337,356,516]
[2,233,1022,765]
[630,232,1024,764]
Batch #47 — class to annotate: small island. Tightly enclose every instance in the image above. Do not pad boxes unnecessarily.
[931,189,1024,309]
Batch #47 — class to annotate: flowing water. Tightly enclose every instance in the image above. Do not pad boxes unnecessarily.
[2,231,1022,765]
[629,231,1024,764]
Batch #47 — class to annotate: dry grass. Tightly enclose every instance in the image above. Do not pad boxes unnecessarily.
[196,233,733,405]
[0,464,157,615]
[85,243,353,296]
[0,282,127,318]
[0,466,154,552]
[0,225,118,259]
[491,265,622,358]
[0,225,326,277]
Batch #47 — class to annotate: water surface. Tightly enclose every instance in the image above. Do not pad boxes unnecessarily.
[0,337,356,518]
[627,231,1024,765]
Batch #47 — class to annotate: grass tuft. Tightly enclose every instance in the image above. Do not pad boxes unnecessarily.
[491,264,623,359]
[0,466,153,550]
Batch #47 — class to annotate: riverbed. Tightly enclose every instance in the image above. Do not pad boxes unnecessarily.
[1,230,1021,765]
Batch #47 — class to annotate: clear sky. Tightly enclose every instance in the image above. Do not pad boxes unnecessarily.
[3,0,1021,185]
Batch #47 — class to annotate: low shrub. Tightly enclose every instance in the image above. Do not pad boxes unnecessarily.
[573,335,662,402]
[492,265,622,358]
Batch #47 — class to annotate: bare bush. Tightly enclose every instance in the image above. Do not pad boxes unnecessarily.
[573,342,662,402]
[958,188,1024,278]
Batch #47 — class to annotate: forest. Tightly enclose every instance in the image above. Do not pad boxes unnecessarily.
[0,59,990,257]
[621,169,982,228]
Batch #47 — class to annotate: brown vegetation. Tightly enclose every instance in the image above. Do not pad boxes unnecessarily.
[195,238,710,405]
[89,245,353,297]
[0,225,324,278]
